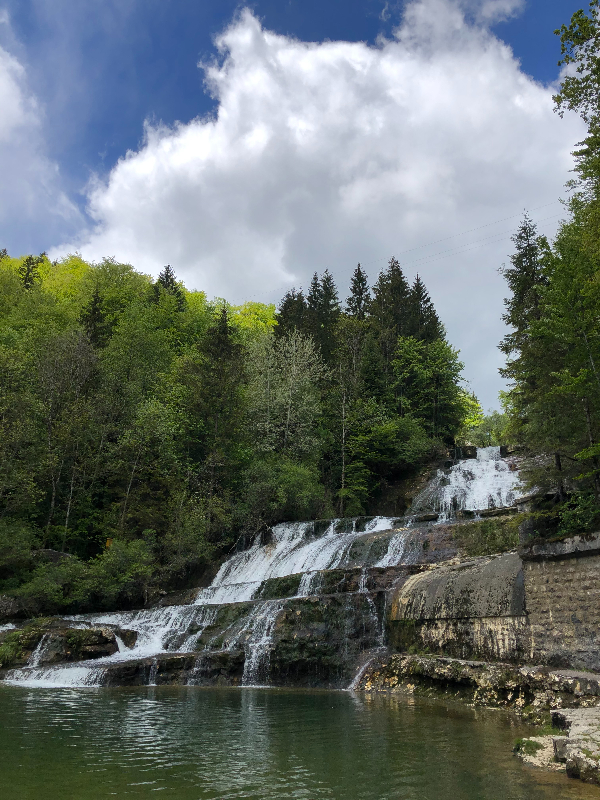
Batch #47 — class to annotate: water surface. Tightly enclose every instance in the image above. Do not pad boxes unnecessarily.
[1,686,599,799]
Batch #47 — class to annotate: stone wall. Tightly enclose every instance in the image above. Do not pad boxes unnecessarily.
[387,553,529,662]
[386,535,600,671]
[523,538,600,672]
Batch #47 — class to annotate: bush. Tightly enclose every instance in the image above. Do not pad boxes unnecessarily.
[15,538,155,614]
[558,493,600,537]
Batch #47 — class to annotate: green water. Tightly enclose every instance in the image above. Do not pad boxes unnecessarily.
[1,686,599,800]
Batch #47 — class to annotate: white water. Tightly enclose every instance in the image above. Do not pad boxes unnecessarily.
[26,633,51,667]
[2,452,523,690]
[208,517,400,593]
[241,601,285,686]
[411,446,523,521]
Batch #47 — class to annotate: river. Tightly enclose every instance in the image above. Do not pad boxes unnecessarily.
[0,685,598,799]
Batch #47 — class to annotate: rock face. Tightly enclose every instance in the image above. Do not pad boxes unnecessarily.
[387,553,528,662]
[0,623,133,668]
[553,708,600,785]
[385,535,600,671]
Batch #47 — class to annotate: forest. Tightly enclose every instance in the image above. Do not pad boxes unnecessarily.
[3,1,600,617]
[0,247,475,614]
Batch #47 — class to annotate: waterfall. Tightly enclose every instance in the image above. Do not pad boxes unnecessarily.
[240,601,285,686]
[296,571,323,597]
[26,633,51,668]
[375,528,412,567]
[206,517,400,594]
[1,450,522,691]
[410,446,523,521]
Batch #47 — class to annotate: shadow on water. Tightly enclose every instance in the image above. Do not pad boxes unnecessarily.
[0,685,599,800]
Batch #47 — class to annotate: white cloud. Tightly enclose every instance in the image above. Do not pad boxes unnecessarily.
[56,0,585,407]
[0,28,81,254]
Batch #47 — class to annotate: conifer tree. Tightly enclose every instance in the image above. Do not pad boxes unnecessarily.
[407,275,443,342]
[275,288,307,337]
[346,263,370,320]
[365,258,411,398]
[80,287,111,348]
[500,215,547,356]
[18,254,45,290]
[154,265,185,310]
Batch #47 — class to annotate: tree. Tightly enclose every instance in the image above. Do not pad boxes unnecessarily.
[393,337,466,440]
[346,263,370,320]
[499,214,547,357]
[554,2,600,127]
[366,258,412,397]
[154,265,185,311]
[275,288,306,337]
[80,287,112,348]
[18,254,45,290]
[246,330,325,458]
[406,275,443,342]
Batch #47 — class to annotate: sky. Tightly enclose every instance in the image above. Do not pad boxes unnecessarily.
[0,0,588,408]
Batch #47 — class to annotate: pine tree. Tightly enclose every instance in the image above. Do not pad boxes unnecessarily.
[18,254,45,290]
[154,265,185,310]
[406,275,443,342]
[275,288,307,337]
[345,264,370,320]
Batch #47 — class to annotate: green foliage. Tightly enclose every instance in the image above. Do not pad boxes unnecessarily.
[0,247,468,614]
[461,409,509,447]
[558,492,600,536]
[513,738,544,756]
[452,516,521,556]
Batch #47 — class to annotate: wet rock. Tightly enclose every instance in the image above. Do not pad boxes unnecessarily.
[115,628,138,649]
[156,588,200,607]
[389,552,525,622]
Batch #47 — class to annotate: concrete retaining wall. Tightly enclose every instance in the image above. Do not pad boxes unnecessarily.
[387,535,600,670]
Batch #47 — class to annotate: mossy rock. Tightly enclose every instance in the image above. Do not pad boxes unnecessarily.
[257,574,302,600]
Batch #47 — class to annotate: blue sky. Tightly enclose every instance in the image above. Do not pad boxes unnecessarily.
[0,0,588,407]
[2,0,582,208]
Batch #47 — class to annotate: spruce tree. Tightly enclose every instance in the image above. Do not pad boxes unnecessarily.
[346,263,370,320]
[407,274,443,342]
[275,288,307,337]
[80,287,111,348]
[18,254,45,290]
[366,257,411,398]
[154,264,185,310]
[306,273,323,317]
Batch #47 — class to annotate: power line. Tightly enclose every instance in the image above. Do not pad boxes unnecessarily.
[243,201,566,300]
[400,214,562,268]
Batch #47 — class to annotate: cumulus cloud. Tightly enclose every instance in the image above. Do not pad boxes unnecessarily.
[57,0,584,406]
[0,18,81,254]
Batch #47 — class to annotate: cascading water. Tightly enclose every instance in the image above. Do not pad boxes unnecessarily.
[410,446,523,521]
[2,449,523,691]
[3,516,404,689]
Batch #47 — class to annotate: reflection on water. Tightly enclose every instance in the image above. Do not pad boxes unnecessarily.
[0,685,598,800]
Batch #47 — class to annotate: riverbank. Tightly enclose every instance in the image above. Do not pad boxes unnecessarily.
[354,652,600,786]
